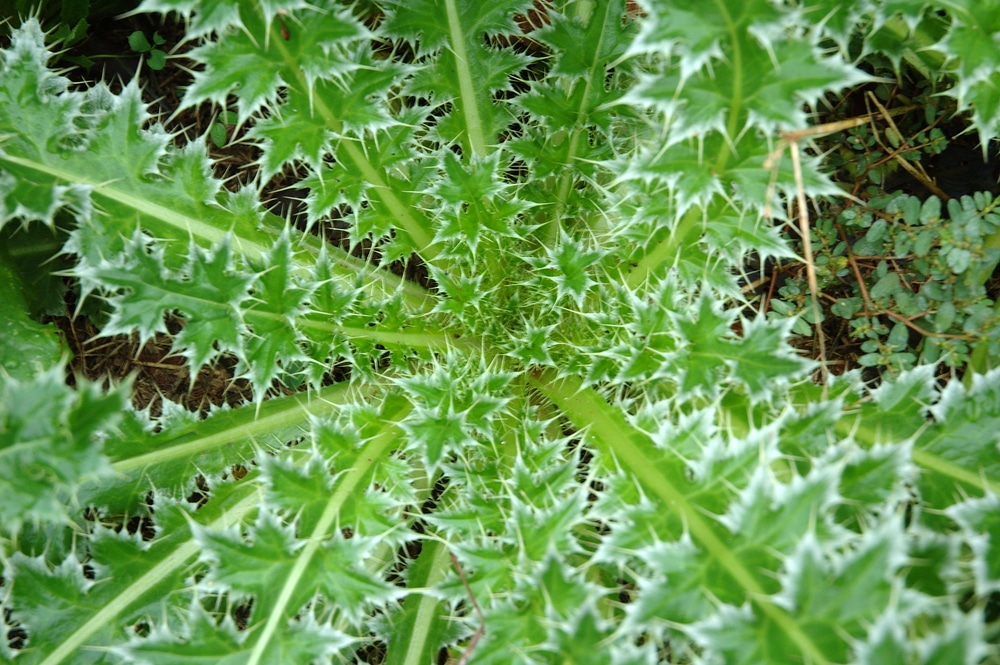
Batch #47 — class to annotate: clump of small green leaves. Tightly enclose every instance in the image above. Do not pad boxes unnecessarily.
[2,1,1000,664]
[127,29,166,70]
[822,193,1000,373]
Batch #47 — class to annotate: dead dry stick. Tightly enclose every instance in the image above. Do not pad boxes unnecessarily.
[778,103,919,144]
[763,104,920,217]
[763,106,920,386]
[865,92,950,200]
[787,141,829,387]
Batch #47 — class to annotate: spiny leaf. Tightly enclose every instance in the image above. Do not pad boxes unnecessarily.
[118,605,248,665]
[915,368,1000,519]
[947,495,1000,594]
[380,0,534,154]
[4,497,203,665]
[537,0,636,79]
[939,1,1000,142]
[0,245,64,379]
[242,232,309,393]
[181,3,369,124]
[0,369,122,531]
[99,234,252,371]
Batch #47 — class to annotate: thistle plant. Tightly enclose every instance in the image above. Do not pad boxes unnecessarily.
[2,1,1000,664]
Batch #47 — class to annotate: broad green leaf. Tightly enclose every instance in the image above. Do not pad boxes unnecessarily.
[380,0,533,155]
[0,369,122,531]
[0,245,64,380]
[947,495,1000,593]
[915,370,1000,520]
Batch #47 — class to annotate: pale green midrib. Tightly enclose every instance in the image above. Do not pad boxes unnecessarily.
[38,488,260,665]
[256,307,482,351]
[0,151,431,312]
[108,254,474,352]
[110,249,431,323]
[265,20,438,259]
[529,370,830,665]
[843,414,1000,497]
[444,0,488,157]
[238,303,482,351]
[551,1,610,244]
[912,448,1000,496]
[402,540,452,665]
[110,383,351,473]
[340,140,438,255]
[104,274,458,348]
[0,153,263,253]
[713,0,742,175]
[626,0,746,289]
[245,418,402,665]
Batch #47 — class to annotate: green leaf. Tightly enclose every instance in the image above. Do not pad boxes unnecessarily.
[527,231,603,307]
[147,49,167,70]
[626,536,716,627]
[835,442,912,529]
[870,271,901,300]
[947,495,1000,593]
[123,597,352,665]
[246,60,404,182]
[195,509,308,616]
[135,0,241,38]
[537,0,635,79]
[98,234,253,372]
[397,356,513,467]
[0,21,87,229]
[669,296,737,394]
[5,495,219,665]
[3,5,999,664]
[939,1,1000,140]
[729,317,810,398]
[0,369,122,530]
[128,30,152,52]
[183,4,369,121]
[310,531,405,625]
[0,245,64,379]
[432,151,525,256]
[119,605,249,664]
[778,524,903,663]
[380,0,533,155]
[242,231,309,393]
[380,539,457,665]
[915,369,1000,519]
[633,0,867,131]
[0,50,296,277]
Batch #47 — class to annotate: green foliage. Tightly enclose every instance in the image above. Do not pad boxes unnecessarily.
[0,234,64,379]
[768,67,1000,377]
[0,1,140,68]
[1,1,999,664]
[127,29,166,70]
